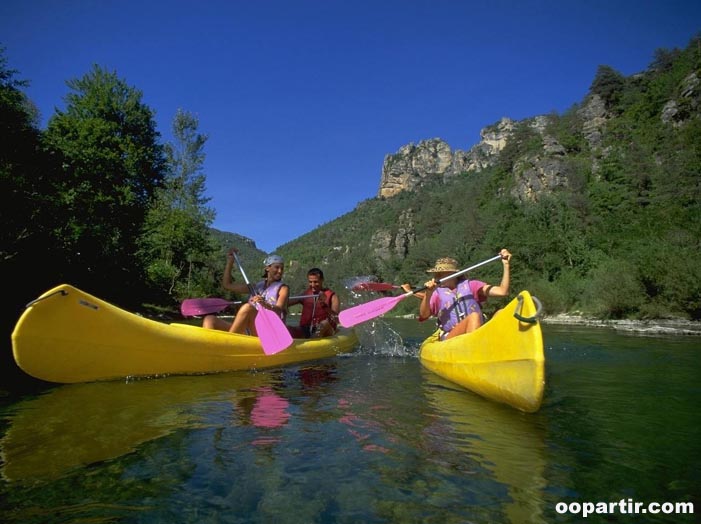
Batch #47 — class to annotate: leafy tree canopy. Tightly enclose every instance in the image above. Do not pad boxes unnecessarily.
[43,65,166,303]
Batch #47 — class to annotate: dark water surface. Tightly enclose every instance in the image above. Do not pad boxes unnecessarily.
[0,320,698,523]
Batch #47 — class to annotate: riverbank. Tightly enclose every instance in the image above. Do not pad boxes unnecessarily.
[395,312,701,336]
[542,314,701,336]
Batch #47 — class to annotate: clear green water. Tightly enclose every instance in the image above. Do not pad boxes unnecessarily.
[0,321,698,523]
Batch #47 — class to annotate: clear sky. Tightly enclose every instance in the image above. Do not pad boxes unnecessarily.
[2,1,699,253]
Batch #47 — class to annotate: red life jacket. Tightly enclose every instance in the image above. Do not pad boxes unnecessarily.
[299,288,336,329]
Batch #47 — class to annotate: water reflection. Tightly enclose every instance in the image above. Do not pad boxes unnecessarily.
[0,372,276,482]
[236,386,291,446]
[249,387,290,429]
[422,370,548,524]
[1,325,698,523]
[297,364,338,391]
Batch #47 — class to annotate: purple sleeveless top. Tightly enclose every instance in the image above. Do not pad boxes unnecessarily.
[429,279,485,336]
[251,280,287,319]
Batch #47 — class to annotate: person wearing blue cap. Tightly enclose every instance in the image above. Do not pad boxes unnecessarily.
[202,247,289,334]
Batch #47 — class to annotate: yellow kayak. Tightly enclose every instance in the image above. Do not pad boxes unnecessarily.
[11,284,359,384]
[419,290,545,412]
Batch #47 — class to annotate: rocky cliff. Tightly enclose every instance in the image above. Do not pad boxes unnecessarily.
[377,114,575,202]
[377,66,700,202]
[377,117,515,199]
[368,65,701,267]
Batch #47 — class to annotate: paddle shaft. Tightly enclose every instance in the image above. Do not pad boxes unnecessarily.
[201,295,318,302]
[339,254,503,328]
[407,254,503,297]
[230,253,313,301]
[352,282,400,291]
[290,294,319,301]
[198,294,319,303]
[354,256,503,294]
[181,294,320,317]
[232,252,258,297]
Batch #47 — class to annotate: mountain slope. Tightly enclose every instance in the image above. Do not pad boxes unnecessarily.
[277,35,701,320]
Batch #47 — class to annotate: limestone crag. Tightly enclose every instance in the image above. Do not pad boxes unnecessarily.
[577,94,608,150]
[371,209,416,261]
[377,116,571,202]
[450,117,515,178]
[511,134,569,203]
[661,71,700,127]
[377,118,515,199]
[375,65,700,213]
[378,139,453,199]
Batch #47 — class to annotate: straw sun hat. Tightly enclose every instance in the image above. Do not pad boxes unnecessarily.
[426,257,460,273]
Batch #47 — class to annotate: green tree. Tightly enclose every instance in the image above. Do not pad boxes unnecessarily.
[0,47,65,385]
[649,47,682,73]
[0,48,63,295]
[44,65,165,302]
[139,109,216,302]
[589,65,626,110]
[0,46,46,266]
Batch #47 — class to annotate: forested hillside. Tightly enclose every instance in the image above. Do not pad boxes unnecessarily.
[1,34,699,336]
[279,35,701,320]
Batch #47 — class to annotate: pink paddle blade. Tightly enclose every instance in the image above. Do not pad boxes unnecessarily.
[339,295,406,328]
[351,282,398,292]
[228,251,293,355]
[181,298,238,316]
[182,295,312,316]
[255,306,294,355]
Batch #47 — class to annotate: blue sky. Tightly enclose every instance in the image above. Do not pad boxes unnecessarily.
[2,1,700,253]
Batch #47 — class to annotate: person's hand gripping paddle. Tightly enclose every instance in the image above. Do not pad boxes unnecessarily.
[232,252,293,355]
[339,254,503,328]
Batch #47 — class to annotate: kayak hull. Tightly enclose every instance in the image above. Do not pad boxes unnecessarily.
[11,284,358,384]
[419,290,545,412]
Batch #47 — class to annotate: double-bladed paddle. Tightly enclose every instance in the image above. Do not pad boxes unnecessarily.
[339,254,503,328]
[232,252,294,355]
[181,294,319,317]
[180,298,242,317]
[351,281,401,292]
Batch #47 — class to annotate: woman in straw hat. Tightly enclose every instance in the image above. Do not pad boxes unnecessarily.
[203,247,289,334]
[417,248,512,340]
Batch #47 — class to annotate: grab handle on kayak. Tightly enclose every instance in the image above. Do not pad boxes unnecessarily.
[513,294,543,324]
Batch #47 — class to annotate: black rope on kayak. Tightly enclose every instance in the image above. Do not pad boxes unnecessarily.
[513,294,543,324]
[25,289,68,309]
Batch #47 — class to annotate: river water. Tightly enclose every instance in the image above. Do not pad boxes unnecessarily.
[0,319,698,523]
